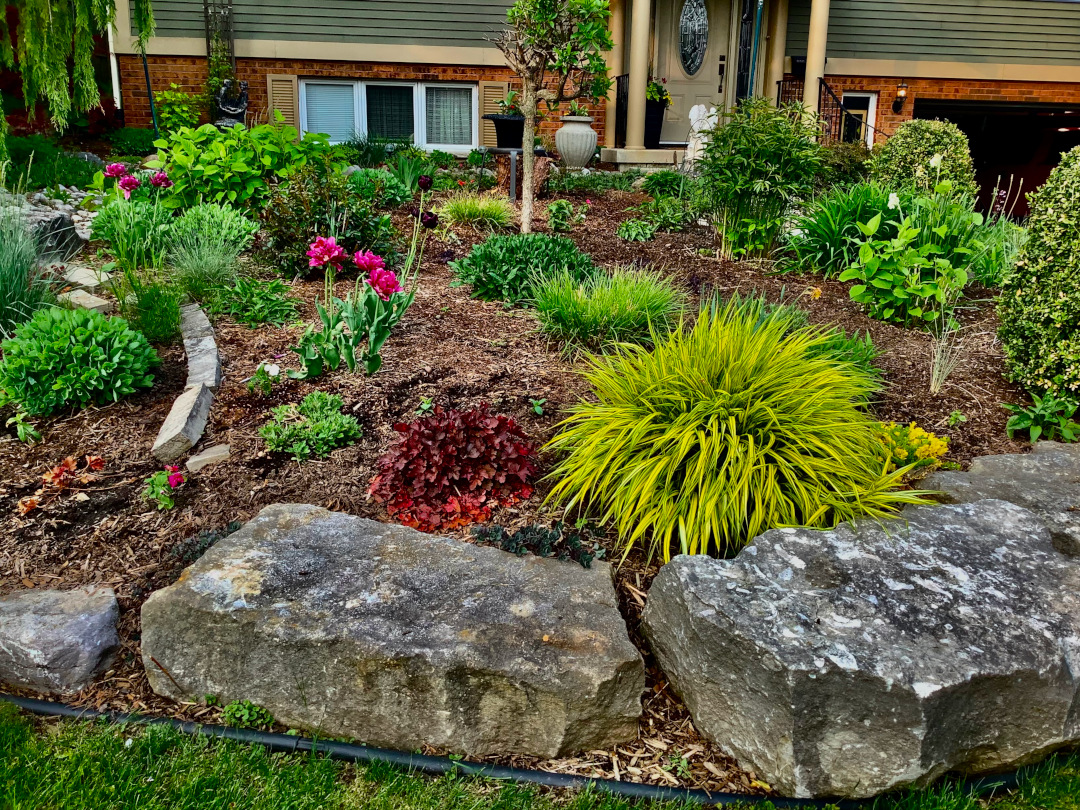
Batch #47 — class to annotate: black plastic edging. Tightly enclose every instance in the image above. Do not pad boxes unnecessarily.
[1,694,1022,808]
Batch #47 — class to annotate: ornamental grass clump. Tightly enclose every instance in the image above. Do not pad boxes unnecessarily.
[369,404,538,533]
[437,191,516,231]
[545,298,928,561]
[0,308,159,416]
[0,204,52,340]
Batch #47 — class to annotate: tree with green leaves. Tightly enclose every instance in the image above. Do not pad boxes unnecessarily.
[0,0,155,162]
[494,0,612,233]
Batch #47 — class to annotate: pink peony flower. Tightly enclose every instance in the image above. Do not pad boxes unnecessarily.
[352,249,386,274]
[150,171,173,189]
[104,162,127,178]
[367,266,403,301]
[117,174,141,199]
[306,236,347,269]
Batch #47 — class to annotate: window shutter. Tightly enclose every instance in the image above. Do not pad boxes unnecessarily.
[266,74,299,129]
[479,80,509,147]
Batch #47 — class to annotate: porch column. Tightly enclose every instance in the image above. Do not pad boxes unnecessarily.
[625,0,651,150]
[764,0,789,104]
[802,0,830,114]
[604,0,626,148]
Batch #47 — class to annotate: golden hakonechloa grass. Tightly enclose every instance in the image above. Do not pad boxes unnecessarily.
[544,298,929,561]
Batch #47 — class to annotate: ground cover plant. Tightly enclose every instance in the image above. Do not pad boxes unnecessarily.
[545,297,928,560]
[260,391,362,461]
[450,233,595,304]
[347,167,413,208]
[208,276,298,327]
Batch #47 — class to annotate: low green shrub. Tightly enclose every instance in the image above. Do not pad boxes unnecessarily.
[449,233,595,305]
[616,218,657,241]
[547,169,643,194]
[868,119,978,198]
[346,167,412,208]
[819,141,872,188]
[171,203,259,253]
[209,276,298,326]
[1003,390,1079,443]
[260,163,397,277]
[533,267,686,351]
[154,83,204,133]
[338,133,405,167]
[0,308,159,416]
[109,127,158,156]
[2,135,98,190]
[0,206,52,339]
[544,297,925,559]
[438,191,515,230]
[641,170,690,198]
[999,146,1080,399]
[91,199,174,271]
[259,391,362,461]
[634,195,695,232]
[167,204,257,301]
[149,117,336,210]
[427,149,456,169]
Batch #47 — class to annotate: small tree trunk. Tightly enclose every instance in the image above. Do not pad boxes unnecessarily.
[519,83,538,234]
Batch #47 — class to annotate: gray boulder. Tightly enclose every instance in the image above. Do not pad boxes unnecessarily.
[142,504,644,757]
[925,441,1080,556]
[32,211,87,262]
[642,500,1080,799]
[0,587,120,694]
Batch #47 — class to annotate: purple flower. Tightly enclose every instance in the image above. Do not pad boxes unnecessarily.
[149,171,173,189]
[306,236,347,269]
[353,249,386,274]
[367,267,403,301]
[409,206,420,219]
[420,211,439,230]
[117,174,141,200]
[104,162,127,179]
[417,175,433,192]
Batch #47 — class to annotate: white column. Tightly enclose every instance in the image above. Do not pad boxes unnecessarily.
[802,0,830,114]
[605,0,626,148]
[764,0,789,104]
[625,0,651,150]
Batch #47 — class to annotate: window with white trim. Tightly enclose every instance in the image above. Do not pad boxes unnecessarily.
[840,91,878,150]
[299,80,478,153]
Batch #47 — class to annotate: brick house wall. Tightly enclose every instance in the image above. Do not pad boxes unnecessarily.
[117,55,609,145]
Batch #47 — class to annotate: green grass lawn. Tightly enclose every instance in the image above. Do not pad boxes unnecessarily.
[0,702,1076,810]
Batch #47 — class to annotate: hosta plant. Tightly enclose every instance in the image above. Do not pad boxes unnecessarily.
[544,297,928,560]
[1003,388,1079,443]
[369,404,538,533]
[0,308,159,416]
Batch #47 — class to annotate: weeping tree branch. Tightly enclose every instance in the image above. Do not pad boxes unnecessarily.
[493,0,612,234]
[0,0,155,163]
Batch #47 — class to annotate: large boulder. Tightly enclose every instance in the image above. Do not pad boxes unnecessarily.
[142,504,644,757]
[0,587,120,694]
[925,441,1080,557]
[642,500,1080,799]
[31,211,87,262]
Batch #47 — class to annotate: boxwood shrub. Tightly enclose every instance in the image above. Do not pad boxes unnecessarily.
[868,119,978,198]
[449,233,595,305]
[999,144,1080,399]
[0,308,159,416]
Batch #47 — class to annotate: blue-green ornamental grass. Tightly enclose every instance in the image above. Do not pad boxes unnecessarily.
[0,308,159,416]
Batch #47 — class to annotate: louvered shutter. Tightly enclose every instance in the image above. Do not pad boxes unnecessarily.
[266,74,299,129]
[479,80,509,147]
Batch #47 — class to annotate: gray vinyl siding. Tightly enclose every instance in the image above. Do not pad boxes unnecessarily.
[786,0,1080,64]
[139,0,512,46]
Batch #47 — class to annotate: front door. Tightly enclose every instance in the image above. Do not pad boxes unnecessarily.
[655,0,732,144]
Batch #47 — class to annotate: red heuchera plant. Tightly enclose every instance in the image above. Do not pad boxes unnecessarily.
[369,404,538,532]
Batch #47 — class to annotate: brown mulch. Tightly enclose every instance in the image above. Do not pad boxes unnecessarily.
[0,189,1029,794]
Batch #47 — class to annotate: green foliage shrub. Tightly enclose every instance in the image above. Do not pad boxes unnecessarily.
[109,127,158,156]
[999,145,1080,399]
[149,119,336,210]
[0,308,159,416]
[209,277,298,327]
[338,133,404,167]
[0,206,52,339]
[346,167,412,208]
[91,199,174,271]
[154,83,204,133]
[547,169,643,194]
[544,297,924,559]
[634,195,695,232]
[819,140,872,188]
[616,218,657,241]
[260,163,397,277]
[259,391,362,461]
[868,119,978,198]
[171,203,259,253]
[3,135,98,190]
[785,182,894,277]
[641,170,690,198]
[533,267,686,352]
[437,191,515,230]
[697,98,823,257]
[166,204,258,300]
[449,233,595,305]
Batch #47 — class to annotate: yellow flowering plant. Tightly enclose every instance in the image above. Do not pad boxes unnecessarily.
[878,422,950,473]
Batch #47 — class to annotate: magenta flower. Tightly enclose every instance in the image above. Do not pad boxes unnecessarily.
[367,266,403,301]
[306,236,347,269]
[117,174,141,200]
[417,175,433,192]
[353,249,386,274]
[104,162,127,178]
[165,465,184,489]
[150,171,173,189]
[420,211,439,230]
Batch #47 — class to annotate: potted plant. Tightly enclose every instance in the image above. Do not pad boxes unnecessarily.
[555,99,597,170]
[482,91,527,149]
[645,77,671,149]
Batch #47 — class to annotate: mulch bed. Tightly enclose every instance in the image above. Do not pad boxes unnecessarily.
[0,188,1029,795]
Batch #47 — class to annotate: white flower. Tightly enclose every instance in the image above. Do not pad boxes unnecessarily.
[888,193,901,210]
[929,154,943,169]
[124,738,134,748]
[263,363,280,377]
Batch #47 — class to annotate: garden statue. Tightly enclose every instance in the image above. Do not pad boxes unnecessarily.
[684,104,716,166]
[214,80,249,128]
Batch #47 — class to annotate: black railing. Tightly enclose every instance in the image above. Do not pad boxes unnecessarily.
[614,74,629,149]
[776,76,803,106]
[776,77,888,146]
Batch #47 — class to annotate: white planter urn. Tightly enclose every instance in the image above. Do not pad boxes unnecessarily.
[555,116,598,170]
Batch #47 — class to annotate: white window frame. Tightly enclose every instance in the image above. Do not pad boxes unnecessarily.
[840,91,878,150]
[299,79,478,154]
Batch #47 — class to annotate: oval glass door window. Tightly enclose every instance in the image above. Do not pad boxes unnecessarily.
[679,0,709,76]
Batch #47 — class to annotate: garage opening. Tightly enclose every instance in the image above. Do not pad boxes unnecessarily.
[914,99,1080,217]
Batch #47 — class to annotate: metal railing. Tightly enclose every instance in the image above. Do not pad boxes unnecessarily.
[775,77,888,146]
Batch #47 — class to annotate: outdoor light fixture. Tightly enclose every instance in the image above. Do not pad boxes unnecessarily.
[892,80,909,114]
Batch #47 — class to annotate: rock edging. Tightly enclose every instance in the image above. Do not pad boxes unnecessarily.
[151,305,221,462]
